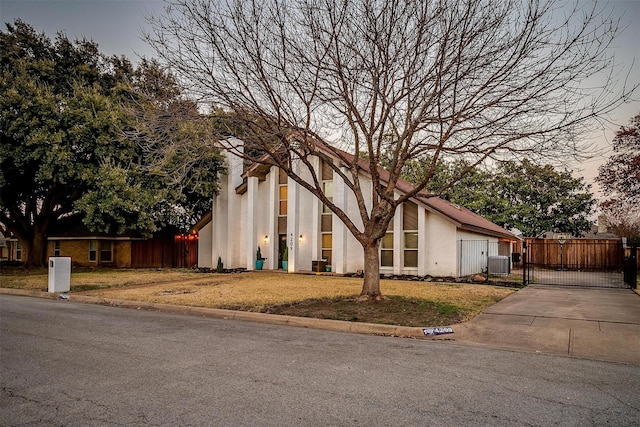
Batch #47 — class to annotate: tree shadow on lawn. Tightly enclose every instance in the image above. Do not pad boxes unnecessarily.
[231,295,468,327]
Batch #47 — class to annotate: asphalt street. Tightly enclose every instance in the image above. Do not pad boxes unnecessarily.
[1,295,639,426]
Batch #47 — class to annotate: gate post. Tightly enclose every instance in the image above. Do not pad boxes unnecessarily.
[625,241,638,290]
[629,240,638,289]
[522,241,527,287]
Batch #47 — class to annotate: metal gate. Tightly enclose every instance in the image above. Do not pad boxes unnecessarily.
[524,238,629,288]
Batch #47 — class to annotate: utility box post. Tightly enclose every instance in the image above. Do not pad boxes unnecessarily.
[48,257,71,293]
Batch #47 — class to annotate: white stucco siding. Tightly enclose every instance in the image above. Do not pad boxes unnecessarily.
[424,211,458,276]
[343,172,370,273]
[197,221,213,268]
[297,182,315,271]
[212,176,228,268]
[457,230,499,245]
[344,224,364,273]
[225,151,245,268]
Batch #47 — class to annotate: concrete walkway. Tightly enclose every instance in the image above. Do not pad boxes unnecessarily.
[452,285,640,365]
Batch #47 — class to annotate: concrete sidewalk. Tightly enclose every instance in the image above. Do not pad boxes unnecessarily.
[452,285,640,365]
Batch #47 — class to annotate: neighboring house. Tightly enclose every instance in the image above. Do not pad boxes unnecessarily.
[31,216,198,268]
[197,139,516,277]
[0,232,9,261]
[3,235,22,263]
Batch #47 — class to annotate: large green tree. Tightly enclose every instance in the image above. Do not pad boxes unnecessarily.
[403,158,596,237]
[482,160,596,237]
[0,21,223,267]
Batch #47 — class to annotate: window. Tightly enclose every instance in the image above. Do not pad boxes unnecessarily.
[321,233,332,264]
[279,185,288,215]
[381,232,394,267]
[15,241,22,261]
[100,241,113,262]
[403,202,418,268]
[89,241,97,261]
[279,169,288,215]
[53,240,61,256]
[278,169,288,234]
[322,181,333,213]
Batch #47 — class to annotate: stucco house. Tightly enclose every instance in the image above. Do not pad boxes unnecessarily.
[197,139,516,277]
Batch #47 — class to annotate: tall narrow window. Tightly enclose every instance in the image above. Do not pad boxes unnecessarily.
[279,186,288,215]
[89,241,97,261]
[53,240,61,256]
[380,231,394,267]
[403,202,418,268]
[321,162,333,265]
[278,169,288,234]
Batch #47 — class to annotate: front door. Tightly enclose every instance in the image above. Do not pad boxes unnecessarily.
[278,234,287,269]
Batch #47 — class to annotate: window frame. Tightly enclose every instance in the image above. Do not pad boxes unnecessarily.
[380,232,394,267]
[320,164,333,265]
[89,240,97,262]
[100,241,113,263]
[403,202,419,268]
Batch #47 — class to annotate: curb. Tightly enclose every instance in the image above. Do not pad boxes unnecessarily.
[0,288,457,340]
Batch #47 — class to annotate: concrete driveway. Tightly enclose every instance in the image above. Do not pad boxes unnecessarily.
[453,285,640,365]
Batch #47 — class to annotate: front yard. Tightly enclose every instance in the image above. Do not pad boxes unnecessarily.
[0,269,515,327]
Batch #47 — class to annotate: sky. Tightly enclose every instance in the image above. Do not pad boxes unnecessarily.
[1,0,639,203]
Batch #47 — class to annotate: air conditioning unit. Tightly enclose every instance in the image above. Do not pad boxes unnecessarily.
[488,255,510,275]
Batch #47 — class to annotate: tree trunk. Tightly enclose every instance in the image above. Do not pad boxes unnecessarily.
[22,229,47,268]
[361,240,382,298]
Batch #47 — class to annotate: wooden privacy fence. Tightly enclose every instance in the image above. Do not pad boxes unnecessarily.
[131,234,198,268]
[513,238,636,271]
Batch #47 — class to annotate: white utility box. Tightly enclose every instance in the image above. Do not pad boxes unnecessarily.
[48,257,71,293]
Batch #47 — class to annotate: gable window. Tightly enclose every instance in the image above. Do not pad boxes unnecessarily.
[403,202,418,268]
[89,241,97,261]
[53,240,61,256]
[100,241,113,262]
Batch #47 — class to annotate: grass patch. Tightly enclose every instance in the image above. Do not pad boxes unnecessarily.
[259,295,467,326]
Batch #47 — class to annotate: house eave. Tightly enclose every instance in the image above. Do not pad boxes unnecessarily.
[458,224,518,241]
[46,236,144,241]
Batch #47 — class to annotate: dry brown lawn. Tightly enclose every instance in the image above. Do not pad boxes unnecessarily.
[82,271,514,323]
[1,269,516,326]
[0,268,206,291]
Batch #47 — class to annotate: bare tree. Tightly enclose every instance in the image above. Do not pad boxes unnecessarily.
[146,0,635,297]
[601,200,640,242]
[597,112,640,242]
